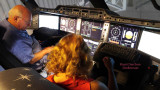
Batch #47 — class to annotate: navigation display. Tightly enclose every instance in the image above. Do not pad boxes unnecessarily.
[80,20,103,40]
[39,14,59,29]
[60,17,77,33]
[107,24,140,48]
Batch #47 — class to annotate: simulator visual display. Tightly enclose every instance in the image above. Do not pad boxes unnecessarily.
[60,17,77,33]
[39,14,59,29]
[107,24,140,48]
[80,20,103,40]
[138,30,160,59]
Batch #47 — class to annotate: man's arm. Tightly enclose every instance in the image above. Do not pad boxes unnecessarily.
[10,39,53,64]
[29,46,54,64]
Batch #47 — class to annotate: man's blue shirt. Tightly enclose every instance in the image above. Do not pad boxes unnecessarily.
[1,19,46,70]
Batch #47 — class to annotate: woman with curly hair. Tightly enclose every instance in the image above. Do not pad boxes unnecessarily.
[46,34,118,90]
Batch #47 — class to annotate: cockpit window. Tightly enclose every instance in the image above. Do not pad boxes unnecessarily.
[35,0,160,21]
[0,0,160,21]
[34,0,93,8]
[105,0,160,21]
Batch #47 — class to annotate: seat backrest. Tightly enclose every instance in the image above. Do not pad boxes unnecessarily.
[0,43,24,69]
[0,26,6,41]
[0,26,24,69]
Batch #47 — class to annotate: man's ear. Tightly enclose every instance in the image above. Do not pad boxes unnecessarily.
[13,16,20,22]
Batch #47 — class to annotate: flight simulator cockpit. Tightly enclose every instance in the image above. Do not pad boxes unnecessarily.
[27,4,160,89]
[1,0,160,90]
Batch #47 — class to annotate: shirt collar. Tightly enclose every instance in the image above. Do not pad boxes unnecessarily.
[4,18,26,32]
[4,18,29,38]
[4,18,18,31]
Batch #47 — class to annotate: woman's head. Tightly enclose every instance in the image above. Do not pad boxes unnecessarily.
[46,34,93,78]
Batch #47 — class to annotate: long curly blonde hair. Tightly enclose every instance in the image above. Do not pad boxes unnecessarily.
[46,34,93,79]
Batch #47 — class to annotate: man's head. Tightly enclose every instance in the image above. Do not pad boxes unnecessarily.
[8,5,32,30]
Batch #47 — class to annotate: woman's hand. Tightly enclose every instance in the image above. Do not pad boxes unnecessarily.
[102,57,115,70]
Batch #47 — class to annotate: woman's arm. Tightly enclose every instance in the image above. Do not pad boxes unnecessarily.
[103,57,118,90]
[90,80,109,90]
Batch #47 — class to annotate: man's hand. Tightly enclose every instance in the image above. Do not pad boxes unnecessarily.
[29,46,54,64]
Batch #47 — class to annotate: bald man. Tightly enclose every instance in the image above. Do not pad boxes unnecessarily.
[1,5,53,70]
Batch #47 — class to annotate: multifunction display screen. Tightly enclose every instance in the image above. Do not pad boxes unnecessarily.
[107,24,140,48]
[60,17,77,33]
[81,20,103,40]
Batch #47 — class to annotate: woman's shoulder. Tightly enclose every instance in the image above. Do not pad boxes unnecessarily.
[90,80,109,90]
[46,75,54,83]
